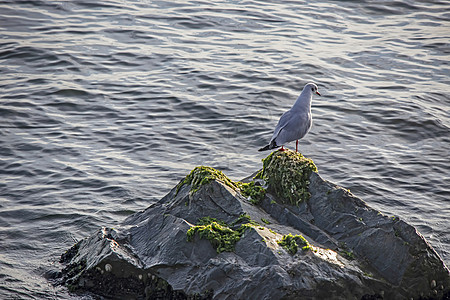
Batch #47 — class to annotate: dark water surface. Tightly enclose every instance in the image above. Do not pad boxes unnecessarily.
[1,0,449,298]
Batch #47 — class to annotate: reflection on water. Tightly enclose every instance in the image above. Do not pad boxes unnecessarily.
[0,0,449,298]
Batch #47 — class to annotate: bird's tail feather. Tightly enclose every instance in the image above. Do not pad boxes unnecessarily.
[258,141,279,152]
[258,144,271,151]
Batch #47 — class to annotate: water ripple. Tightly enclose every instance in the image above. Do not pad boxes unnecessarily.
[0,0,449,298]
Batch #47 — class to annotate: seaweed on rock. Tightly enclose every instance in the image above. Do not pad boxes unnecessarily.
[186,217,254,253]
[255,150,317,205]
[277,233,311,255]
[176,166,237,195]
[176,165,266,205]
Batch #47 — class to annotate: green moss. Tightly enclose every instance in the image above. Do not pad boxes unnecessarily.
[176,166,237,195]
[302,244,311,251]
[176,150,316,206]
[256,150,317,206]
[277,233,310,255]
[176,166,266,204]
[197,217,228,227]
[232,213,259,226]
[261,218,271,225]
[236,181,266,205]
[187,217,254,253]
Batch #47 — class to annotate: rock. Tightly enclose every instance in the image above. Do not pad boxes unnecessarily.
[58,150,450,299]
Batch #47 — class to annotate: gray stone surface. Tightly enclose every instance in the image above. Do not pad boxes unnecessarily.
[59,158,450,300]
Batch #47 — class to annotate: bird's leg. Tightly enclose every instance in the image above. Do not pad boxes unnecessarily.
[279,146,285,152]
[296,140,298,152]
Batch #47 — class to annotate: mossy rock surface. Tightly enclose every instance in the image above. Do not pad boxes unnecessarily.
[277,233,311,255]
[236,181,266,205]
[176,165,266,204]
[177,166,238,194]
[187,216,254,253]
[256,150,317,205]
[176,151,317,206]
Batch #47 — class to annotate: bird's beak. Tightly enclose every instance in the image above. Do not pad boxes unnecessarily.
[316,91,321,96]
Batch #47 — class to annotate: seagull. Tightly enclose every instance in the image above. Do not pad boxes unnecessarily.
[258,82,321,152]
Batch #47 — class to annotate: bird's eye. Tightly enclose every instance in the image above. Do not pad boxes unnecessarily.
[311,87,314,91]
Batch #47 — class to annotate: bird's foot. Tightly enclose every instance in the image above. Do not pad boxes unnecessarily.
[278,146,286,152]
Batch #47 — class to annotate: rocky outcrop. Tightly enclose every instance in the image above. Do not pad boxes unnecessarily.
[58,150,450,300]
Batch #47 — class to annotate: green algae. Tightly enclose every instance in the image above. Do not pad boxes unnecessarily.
[231,213,259,227]
[196,216,228,227]
[236,181,266,205]
[261,218,271,225]
[277,233,311,255]
[176,150,316,206]
[176,166,266,205]
[255,150,317,206]
[187,218,253,253]
[176,166,237,195]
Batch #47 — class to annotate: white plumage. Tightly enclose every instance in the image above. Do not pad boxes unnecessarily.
[259,83,321,152]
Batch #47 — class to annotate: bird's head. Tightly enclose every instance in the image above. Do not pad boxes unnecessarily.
[305,83,321,96]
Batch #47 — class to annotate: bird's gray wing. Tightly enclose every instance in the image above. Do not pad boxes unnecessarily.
[270,110,293,143]
[272,111,311,146]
